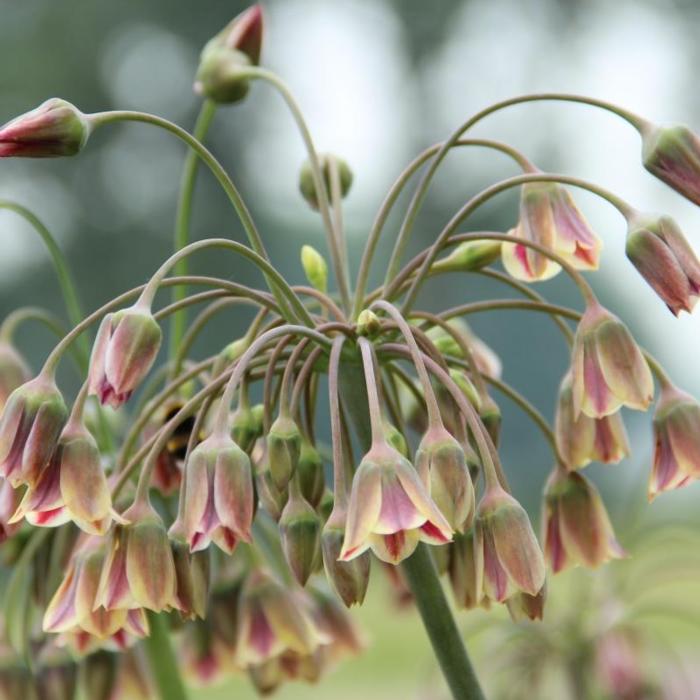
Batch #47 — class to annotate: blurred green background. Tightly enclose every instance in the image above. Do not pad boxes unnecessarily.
[2,0,700,698]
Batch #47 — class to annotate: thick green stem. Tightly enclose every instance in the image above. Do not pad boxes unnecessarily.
[169,99,218,360]
[338,357,485,700]
[144,612,188,700]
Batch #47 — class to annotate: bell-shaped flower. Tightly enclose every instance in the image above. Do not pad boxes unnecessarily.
[447,528,487,610]
[474,485,545,603]
[10,420,113,534]
[180,433,254,554]
[626,213,700,315]
[648,384,700,500]
[87,305,162,409]
[542,468,625,573]
[0,374,67,488]
[555,372,630,469]
[340,441,453,565]
[95,501,178,613]
[415,426,475,531]
[571,301,654,418]
[641,122,700,206]
[0,342,30,411]
[0,98,91,158]
[502,182,601,281]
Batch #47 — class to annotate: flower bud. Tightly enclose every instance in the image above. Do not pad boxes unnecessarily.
[415,426,475,531]
[193,5,264,104]
[427,319,502,379]
[340,441,452,565]
[0,98,91,158]
[0,342,30,411]
[447,528,485,610]
[542,468,624,573]
[300,245,328,293]
[321,510,370,607]
[555,372,630,469]
[88,306,162,409]
[181,433,254,554]
[571,301,653,418]
[449,369,482,412]
[383,420,408,458]
[231,403,264,453]
[356,309,381,338]
[299,154,353,210]
[279,488,322,585]
[0,375,67,488]
[475,486,545,603]
[641,122,700,206]
[95,502,178,612]
[169,527,209,621]
[648,384,700,500]
[297,440,325,508]
[502,181,601,280]
[212,337,248,377]
[433,240,502,273]
[479,395,502,447]
[267,415,302,491]
[625,213,700,315]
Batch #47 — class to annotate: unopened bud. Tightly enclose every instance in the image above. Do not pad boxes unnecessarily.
[300,245,328,293]
[212,337,248,377]
[447,528,485,610]
[383,420,408,458]
[279,486,322,585]
[297,440,325,508]
[433,240,502,273]
[231,403,264,453]
[356,309,381,338]
[299,154,353,210]
[449,368,482,411]
[267,415,302,491]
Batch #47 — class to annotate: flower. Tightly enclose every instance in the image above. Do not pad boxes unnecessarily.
[9,419,113,534]
[648,384,700,500]
[502,182,601,281]
[0,374,67,488]
[542,468,625,573]
[87,305,162,409]
[415,425,475,531]
[555,372,630,469]
[0,98,91,158]
[641,122,700,206]
[571,301,653,418]
[299,154,353,210]
[95,502,178,613]
[625,213,700,316]
[474,485,546,603]
[0,342,30,411]
[340,441,452,564]
[180,433,254,554]
[300,245,328,293]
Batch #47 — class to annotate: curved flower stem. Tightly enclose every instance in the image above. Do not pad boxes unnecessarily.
[328,336,349,507]
[290,345,324,430]
[87,109,295,320]
[354,139,534,319]
[233,67,352,313]
[392,173,631,313]
[384,93,643,284]
[441,298,581,322]
[169,99,218,360]
[339,359,486,700]
[0,306,67,343]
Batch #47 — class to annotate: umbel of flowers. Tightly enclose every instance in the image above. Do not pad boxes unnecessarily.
[0,5,699,699]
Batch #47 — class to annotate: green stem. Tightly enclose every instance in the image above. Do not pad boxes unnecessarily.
[144,612,188,700]
[169,99,218,360]
[0,307,67,343]
[339,358,485,700]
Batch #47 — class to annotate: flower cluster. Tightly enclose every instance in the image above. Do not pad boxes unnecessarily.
[1,4,700,698]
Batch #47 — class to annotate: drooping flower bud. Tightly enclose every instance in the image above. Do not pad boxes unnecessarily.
[180,433,254,554]
[87,306,162,409]
[625,213,700,315]
[648,384,700,500]
[415,426,475,532]
[321,509,370,607]
[447,528,486,610]
[432,240,502,274]
[571,301,653,418]
[297,440,325,508]
[340,441,452,565]
[169,533,209,621]
[474,485,546,603]
[212,337,248,378]
[193,5,264,104]
[266,415,302,491]
[449,369,482,412]
[555,372,630,469]
[356,309,381,338]
[95,502,178,613]
[383,419,409,458]
[542,468,624,573]
[299,154,353,210]
[10,419,113,534]
[279,486,322,585]
[641,122,700,206]
[231,402,263,453]
[0,342,30,411]
[0,375,67,488]
[300,245,328,293]
[0,98,91,158]
[502,181,602,281]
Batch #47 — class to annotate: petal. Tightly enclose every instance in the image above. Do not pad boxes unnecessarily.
[340,462,382,561]
[214,447,253,539]
[369,529,419,564]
